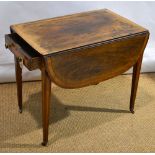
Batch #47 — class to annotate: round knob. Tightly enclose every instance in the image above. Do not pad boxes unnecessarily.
[5,44,8,49]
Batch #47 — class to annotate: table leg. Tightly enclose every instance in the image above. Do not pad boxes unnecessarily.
[130,55,143,114]
[41,68,51,146]
[14,56,22,113]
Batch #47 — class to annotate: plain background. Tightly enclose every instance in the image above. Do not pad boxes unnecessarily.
[0,1,155,83]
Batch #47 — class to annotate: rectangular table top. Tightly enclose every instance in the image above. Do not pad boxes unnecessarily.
[11,9,148,56]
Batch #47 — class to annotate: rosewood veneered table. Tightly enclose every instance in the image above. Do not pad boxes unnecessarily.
[5,9,149,146]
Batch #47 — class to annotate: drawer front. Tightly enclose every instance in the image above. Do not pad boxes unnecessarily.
[45,33,149,88]
[5,34,41,71]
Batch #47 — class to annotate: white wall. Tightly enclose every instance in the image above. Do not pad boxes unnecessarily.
[0,1,155,83]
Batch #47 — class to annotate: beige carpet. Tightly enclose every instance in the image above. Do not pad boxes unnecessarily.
[0,73,155,152]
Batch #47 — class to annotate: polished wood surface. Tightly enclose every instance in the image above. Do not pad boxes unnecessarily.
[10,9,147,55]
[14,56,22,113]
[45,33,148,88]
[129,33,149,113]
[41,62,51,146]
[5,9,149,146]
[5,34,41,71]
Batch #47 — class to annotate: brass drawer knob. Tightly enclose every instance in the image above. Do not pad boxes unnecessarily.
[17,57,23,69]
[5,43,14,49]
[5,44,9,49]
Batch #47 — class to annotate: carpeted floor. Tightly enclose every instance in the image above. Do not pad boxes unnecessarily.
[0,73,155,152]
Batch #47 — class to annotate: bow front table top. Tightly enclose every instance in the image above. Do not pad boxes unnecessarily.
[5,9,149,146]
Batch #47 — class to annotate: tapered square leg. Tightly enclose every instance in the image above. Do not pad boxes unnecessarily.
[130,33,149,114]
[14,56,22,113]
[130,55,143,114]
[41,67,51,146]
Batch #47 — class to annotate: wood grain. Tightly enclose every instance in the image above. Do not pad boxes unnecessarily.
[5,34,41,71]
[10,9,147,55]
[45,32,148,88]
[5,9,150,146]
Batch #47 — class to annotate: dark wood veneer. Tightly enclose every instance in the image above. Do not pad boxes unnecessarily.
[5,9,149,146]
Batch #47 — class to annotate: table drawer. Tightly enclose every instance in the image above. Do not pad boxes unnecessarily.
[5,33,41,71]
